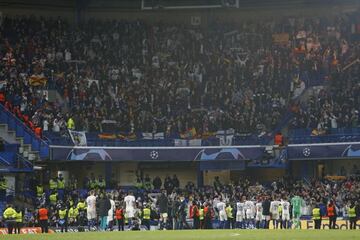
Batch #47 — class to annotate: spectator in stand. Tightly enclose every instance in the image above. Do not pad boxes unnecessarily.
[153,176,162,190]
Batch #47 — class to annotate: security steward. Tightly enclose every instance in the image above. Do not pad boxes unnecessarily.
[15,206,23,234]
[348,201,358,230]
[3,204,17,234]
[115,205,124,231]
[49,176,58,192]
[226,203,235,229]
[142,204,151,230]
[327,200,337,229]
[58,205,68,232]
[312,204,322,229]
[199,206,204,229]
[38,205,49,233]
[36,183,44,198]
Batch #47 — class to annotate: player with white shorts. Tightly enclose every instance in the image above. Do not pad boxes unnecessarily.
[255,199,263,229]
[124,191,136,224]
[236,200,245,228]
[216,199,227,228]
[86,191,97,228]
[281,199,290,229]
[245,199,255,229]
[270,198,281,229]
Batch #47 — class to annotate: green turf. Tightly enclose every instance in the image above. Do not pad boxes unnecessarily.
[2,230,359,240]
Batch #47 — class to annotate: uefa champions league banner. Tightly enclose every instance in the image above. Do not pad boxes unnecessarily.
[287,142,360,160]
[50,145,265,162]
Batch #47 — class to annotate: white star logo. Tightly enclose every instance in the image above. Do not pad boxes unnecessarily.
[303,147,311,157]
[150,150,159,159]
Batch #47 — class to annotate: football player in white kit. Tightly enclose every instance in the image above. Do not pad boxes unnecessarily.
[255,197,263,229]
[124,191,136,227]
[86,190,97,229]
[236,197,245,229]
[270,196,281,229]
[244,198,255,229]
[216,198,227,229]
[281,197,291,229]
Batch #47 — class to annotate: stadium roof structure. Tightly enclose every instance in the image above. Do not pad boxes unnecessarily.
[0,0,358,10]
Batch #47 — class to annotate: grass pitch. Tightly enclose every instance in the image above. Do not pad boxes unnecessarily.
[2,229,359,240]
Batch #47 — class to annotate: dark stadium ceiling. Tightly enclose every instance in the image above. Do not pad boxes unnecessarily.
[0,0,358,10]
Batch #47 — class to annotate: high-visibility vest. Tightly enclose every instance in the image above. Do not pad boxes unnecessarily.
[77,201,86,211]
[57,179,65,189]
[226,206,233,219]
[59,209,67,219]
[36,186,44,197]
[15,211,22,223]
[98,180,106,188]
[199,209,204,220]
[69,208,79,218]
[3,207,16,219]
[38,208,48,220]
[348,207,356,218]
[143,208,151,220]
[327,206,335,217]
[204,206,210,218]
[0,179,7,190]
[49,179,58,190]
[49,193,57,204]
[192,206,199,218]
[274,134,283,145]
[115,209,124,220]
[67,118,75,130]
[35,127,42,137]
[89,180,97,189]
[312,208,321,220]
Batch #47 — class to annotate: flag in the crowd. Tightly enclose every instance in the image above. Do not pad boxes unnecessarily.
[272,33,289,45]
[142,132,165,140]
[216,129,235,146]
[98,133,117,139]
[29,74,47,87]
[180,127,197,139]
[174,139,202,146]
[69,130,87,146]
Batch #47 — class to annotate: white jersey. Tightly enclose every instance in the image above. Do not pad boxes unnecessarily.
[245,200,255,218]
[256,202,263,215]
[124,195,136,210]
[236,202,245,215]
[86,195,96,210]
[107,199,116,224]
[217,201,226,212]
[270,200,281,214]
[281,201,290,215]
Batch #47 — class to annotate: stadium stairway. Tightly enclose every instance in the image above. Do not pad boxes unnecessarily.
[0,104,49,162]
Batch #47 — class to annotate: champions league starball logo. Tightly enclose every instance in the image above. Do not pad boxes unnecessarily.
[150,150,159,159]
[302,147,311,157]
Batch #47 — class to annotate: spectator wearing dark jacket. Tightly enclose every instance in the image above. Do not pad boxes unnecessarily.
[97,194,111,230]
[153,176,162,190]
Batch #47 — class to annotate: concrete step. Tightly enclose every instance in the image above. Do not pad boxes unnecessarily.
[0,123,8,132]
[0,129,18,144]
[15,137,24,145]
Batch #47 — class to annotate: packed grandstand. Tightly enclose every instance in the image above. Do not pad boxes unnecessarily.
[0,0,359,235]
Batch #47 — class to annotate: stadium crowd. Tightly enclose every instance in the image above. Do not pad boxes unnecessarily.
[1,174,359,233]
[0,12,360,140]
